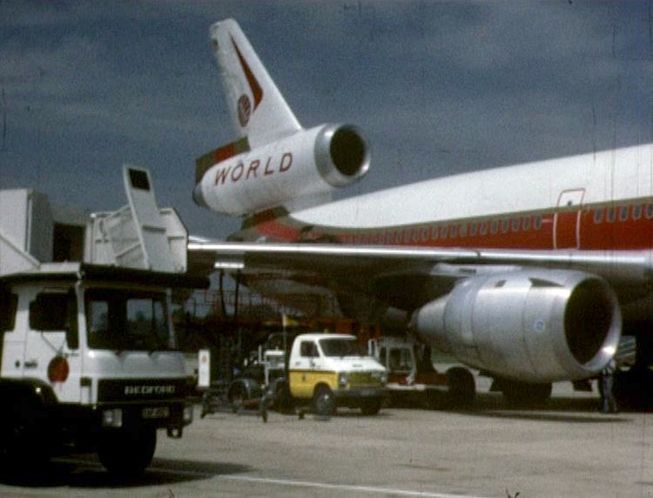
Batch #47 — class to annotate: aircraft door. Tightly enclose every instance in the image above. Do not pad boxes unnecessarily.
[554,189,585,249]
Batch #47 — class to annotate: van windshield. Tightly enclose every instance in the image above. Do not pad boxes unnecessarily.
[85,289,173,351]
[319,338,363,357]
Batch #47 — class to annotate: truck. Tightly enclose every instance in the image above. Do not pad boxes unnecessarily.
[227,332,387,417]
[0,166,207,476]
[368,335,475,408]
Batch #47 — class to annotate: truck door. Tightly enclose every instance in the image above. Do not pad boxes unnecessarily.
[25,289,83,402]
[289,339,319,399]
[0,289,21,377]
[554,189,585,249]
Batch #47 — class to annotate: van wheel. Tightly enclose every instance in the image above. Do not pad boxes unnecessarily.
[312,386,336,417]
[98,427,156,477]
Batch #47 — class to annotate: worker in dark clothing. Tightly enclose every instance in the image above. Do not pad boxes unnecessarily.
[599,359,618,414]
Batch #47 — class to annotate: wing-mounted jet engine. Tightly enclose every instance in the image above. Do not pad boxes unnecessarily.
[411,269,622,384]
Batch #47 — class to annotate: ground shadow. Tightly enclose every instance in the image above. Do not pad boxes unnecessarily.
[439,391,632,423]
[0,454,249,488]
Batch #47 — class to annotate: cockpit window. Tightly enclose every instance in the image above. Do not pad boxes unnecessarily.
[85,289,173,351]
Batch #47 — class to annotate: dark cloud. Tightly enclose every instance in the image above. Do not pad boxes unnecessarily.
[0,1,651,238]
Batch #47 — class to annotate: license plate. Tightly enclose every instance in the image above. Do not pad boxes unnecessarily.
[142,406,170,419]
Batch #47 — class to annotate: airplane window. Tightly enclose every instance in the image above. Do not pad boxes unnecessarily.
[480,222,488,235]
[607,207,616,223]
[619,206,629,222]
[633,205,642,220]
[459,224,467,237]
[522,217,531,231]
[593,209,603,224]
[534,216,542,230]
[501,219,509,233]
[490,220,498,234]
[469,223,478,236]
[420,228,429,242]
[511,219,520,232]
[430,226,439,240]
[440,226,448,239]
[450,225,458,238]
[646,204,653,219]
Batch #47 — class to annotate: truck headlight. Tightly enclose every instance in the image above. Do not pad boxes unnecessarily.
[102,408,123,428]
[338,372,349,388]
[183,404,194,424]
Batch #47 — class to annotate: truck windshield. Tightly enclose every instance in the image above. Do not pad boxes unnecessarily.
[85,289,173,351]
[320,338,363,357]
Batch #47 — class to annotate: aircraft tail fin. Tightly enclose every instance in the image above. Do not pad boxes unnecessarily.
[210,19,302,148]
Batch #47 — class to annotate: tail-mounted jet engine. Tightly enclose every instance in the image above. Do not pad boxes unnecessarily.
[410,269,621,383]
[193,124,370,216]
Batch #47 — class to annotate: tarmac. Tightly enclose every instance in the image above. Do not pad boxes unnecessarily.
[1,381,651,498]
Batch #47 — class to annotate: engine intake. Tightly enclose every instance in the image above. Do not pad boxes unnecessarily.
[411,269,621,383]
[316,124,370,186]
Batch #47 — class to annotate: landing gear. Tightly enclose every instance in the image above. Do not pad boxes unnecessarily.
[612,335,653,409]
[613,367,653,409]
[497,379,552,407]
[446,367,476,408]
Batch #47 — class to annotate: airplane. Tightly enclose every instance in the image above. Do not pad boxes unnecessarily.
[190,18,653,406]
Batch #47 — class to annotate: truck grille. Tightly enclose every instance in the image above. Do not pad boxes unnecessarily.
[98,378,187,402]
[348,372,382,387]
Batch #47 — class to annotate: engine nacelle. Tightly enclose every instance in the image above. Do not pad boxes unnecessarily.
[411,269,622,383]
[193,124,370,216]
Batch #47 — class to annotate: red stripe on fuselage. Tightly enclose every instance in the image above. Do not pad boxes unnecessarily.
[243,201,653,252]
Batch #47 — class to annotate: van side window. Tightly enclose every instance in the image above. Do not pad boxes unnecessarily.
[0,290,18,332]
[300,341,318,358]
[29,291,78,348]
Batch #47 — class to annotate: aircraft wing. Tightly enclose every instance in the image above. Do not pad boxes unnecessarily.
[188,239,651,286]
[188,239,652,311]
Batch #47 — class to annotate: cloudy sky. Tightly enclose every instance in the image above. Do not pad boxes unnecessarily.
[1,1,652,238]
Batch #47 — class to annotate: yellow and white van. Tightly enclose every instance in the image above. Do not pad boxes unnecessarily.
[287,333,387,415]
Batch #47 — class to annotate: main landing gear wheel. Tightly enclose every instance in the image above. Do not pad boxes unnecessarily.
[446,367,476,408]
[499,379,552,407]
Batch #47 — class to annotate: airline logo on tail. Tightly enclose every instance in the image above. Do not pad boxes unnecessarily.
[230,36,263,126]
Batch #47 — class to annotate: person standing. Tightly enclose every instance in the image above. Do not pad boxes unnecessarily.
[599,359,618,414]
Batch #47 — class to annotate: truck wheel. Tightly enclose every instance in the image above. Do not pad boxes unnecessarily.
[98,427,156,478]
[312,386,336,417]
[360,398,382,415]
[0,397,50,469]
[446,367,476,408]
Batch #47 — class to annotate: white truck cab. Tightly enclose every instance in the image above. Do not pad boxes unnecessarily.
[0,166,208,476]
[0,264,205,474]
